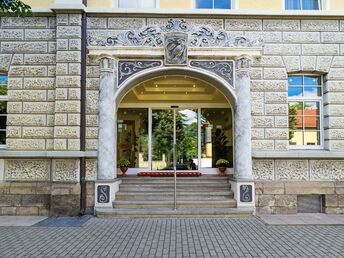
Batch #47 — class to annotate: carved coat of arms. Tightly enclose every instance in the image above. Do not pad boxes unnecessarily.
[164,32,188,65]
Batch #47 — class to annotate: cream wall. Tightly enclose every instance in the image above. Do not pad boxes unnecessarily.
[239,0,281,10]
[23,0,344,10]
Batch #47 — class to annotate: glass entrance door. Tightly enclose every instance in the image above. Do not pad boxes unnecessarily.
[151,109,198,171]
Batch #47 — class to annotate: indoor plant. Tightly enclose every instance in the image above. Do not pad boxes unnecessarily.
[118,159,130,176]
[216,159,230,176]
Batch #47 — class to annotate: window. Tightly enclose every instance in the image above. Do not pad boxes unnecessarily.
[118,0,155,8]
[288,75,322,148]
[196,0,231,9]
[285,0,321,10]
[0,74,7,146]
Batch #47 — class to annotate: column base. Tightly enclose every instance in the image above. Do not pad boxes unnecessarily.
[229,179,255,210]
[95,179,122,208]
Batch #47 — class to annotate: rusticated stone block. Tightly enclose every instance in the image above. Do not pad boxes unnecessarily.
[21,194,50,207]
[285,182,335,195]
[260,181,285,194]
[256,206,274,215]
[56,51,81,63]
[263,19,300,31]
[274,206,297,214]
[251,80,287,92]
[57,26,81,39]
[7,139,46,150]
[302,44,339,56]
[109,17,146,29]
[86,91,99,114]
[6,160,50,181]
[263,68,287,80]
[310,160,344,180]
[252,140,274,151]
[52,160,80,182]
[275,160,309,180]
[56,76,80,87]
[25,29,55,40]
[265,128,289,140]
[253,56,284,68]
[253,159,274,180]
[24,54,56,65]
[54,127,80,139]
[0,29,24,40]
[55,101,80,113]
[325,195,338,207]
[0,207,16,215]
[301,20,339,31]
[68,139,80,151]
[283,56,300,72]
[335,182,344,194]
[264,44,301,56]
[24,78,55,90]
[245,31,282,43]
[225,19,262,31]
[252,116,274,128]
[8,90,47,102]
[36,182,51,194]
[265,104,288,115]
[7,114,46,126]
[7,103,22,114]
[16,207,39,216]
[9,66,47,77]
[0,195,22,207]
[22,127,54,138]
[50,194,80,216]
[317,56,332,73]
[87,17,107,28]
[325,207,344,214]
[258,194,275,207]
[301,56,316,71]
[1,17,48,28]
[275,195,297,207]
[9,182,37,194]
[1,42,47,54]
[23,102,54,114]
[283,32,320,43]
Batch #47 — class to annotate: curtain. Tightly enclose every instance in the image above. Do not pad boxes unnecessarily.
[119,0,155,8]
[285,0,301,10]
[302,0,319,10]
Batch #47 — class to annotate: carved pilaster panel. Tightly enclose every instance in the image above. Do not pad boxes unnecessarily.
[190,61,234,87]
[164,33,188,66]
[118,60,162,86]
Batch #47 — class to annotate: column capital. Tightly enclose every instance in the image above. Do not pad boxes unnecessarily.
[99,55,117,72]
[235,55,253,73]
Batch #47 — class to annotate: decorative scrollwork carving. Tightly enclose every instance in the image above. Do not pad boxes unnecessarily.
[118,61,162,85]
[190,61,234,86]
[240,185,253,202]
[97,185,110,203]
[87,19,264,48]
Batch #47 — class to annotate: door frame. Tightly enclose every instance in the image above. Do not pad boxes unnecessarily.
[117,103,234,175]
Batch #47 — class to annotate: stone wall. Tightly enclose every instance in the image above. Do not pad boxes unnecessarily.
[0,181,80,216]
[256,181,344,214]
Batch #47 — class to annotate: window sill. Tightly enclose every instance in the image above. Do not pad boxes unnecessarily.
[252,150,344,159]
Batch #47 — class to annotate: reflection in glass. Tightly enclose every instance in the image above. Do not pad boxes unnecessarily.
[201,108,233,168]
[304,76,321,86]
[289,131,303,145]
[288,87,302,97]
[196,0,212,8]
[288,76,302,86]
[151,109,198,171]
[214,0,231,9]
[117,108,148,168]
[0,75,8,96]
[304,87,321,97]
[304,131,320,145]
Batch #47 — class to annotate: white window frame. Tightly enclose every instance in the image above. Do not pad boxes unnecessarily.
[0,74,7,149]
[194,0,233,9]
[116,0,158,9]
[288,74,324,150]
[284,0,323,11]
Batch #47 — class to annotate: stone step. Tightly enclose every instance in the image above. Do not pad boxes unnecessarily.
[120,183,230,191]
[121,176,230,183]
[96,207,254,218]
[113,199,236,209]
[116,190,234,199]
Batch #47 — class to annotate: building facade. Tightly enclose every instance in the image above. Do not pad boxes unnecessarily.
[0,0,344,216]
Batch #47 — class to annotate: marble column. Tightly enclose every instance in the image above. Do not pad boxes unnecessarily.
[234,56,253,181]
[98,57,117,180]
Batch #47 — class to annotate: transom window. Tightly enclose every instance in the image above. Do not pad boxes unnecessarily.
[0,74,7,146]
[196,0,231,9]
[118,0,155,8]
[285,0,321,10]
[288,75,322,148]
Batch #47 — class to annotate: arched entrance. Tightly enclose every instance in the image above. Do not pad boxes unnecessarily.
[116,70,235,175]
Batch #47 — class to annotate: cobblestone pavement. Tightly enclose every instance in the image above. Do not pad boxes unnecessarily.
[0,217,344,258]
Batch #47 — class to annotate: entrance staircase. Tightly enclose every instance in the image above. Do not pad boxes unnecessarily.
[95,175,253,217]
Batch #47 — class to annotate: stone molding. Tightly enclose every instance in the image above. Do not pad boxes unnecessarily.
[252,150,344,159]
[0,150,97,158]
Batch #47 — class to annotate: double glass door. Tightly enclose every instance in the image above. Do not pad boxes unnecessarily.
[151,109,198,171]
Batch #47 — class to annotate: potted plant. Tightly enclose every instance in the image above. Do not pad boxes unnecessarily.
[118,159,130,176]
[216,159,230,176]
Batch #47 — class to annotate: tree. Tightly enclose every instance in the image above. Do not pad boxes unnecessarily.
[0,0,32,17]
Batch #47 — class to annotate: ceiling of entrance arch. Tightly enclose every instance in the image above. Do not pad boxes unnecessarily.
[120,75,228,103]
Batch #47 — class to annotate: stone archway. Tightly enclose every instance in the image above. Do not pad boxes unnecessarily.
[89,19,262,208]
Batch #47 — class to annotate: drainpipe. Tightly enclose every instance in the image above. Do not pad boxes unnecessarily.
[79,0,87,215]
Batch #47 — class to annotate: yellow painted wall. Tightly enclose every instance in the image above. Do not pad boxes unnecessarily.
[23,0,54,7]
[160,0,192,8]
[88,0,110,8]
[330,0,344,10]
[239,0,281,10]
